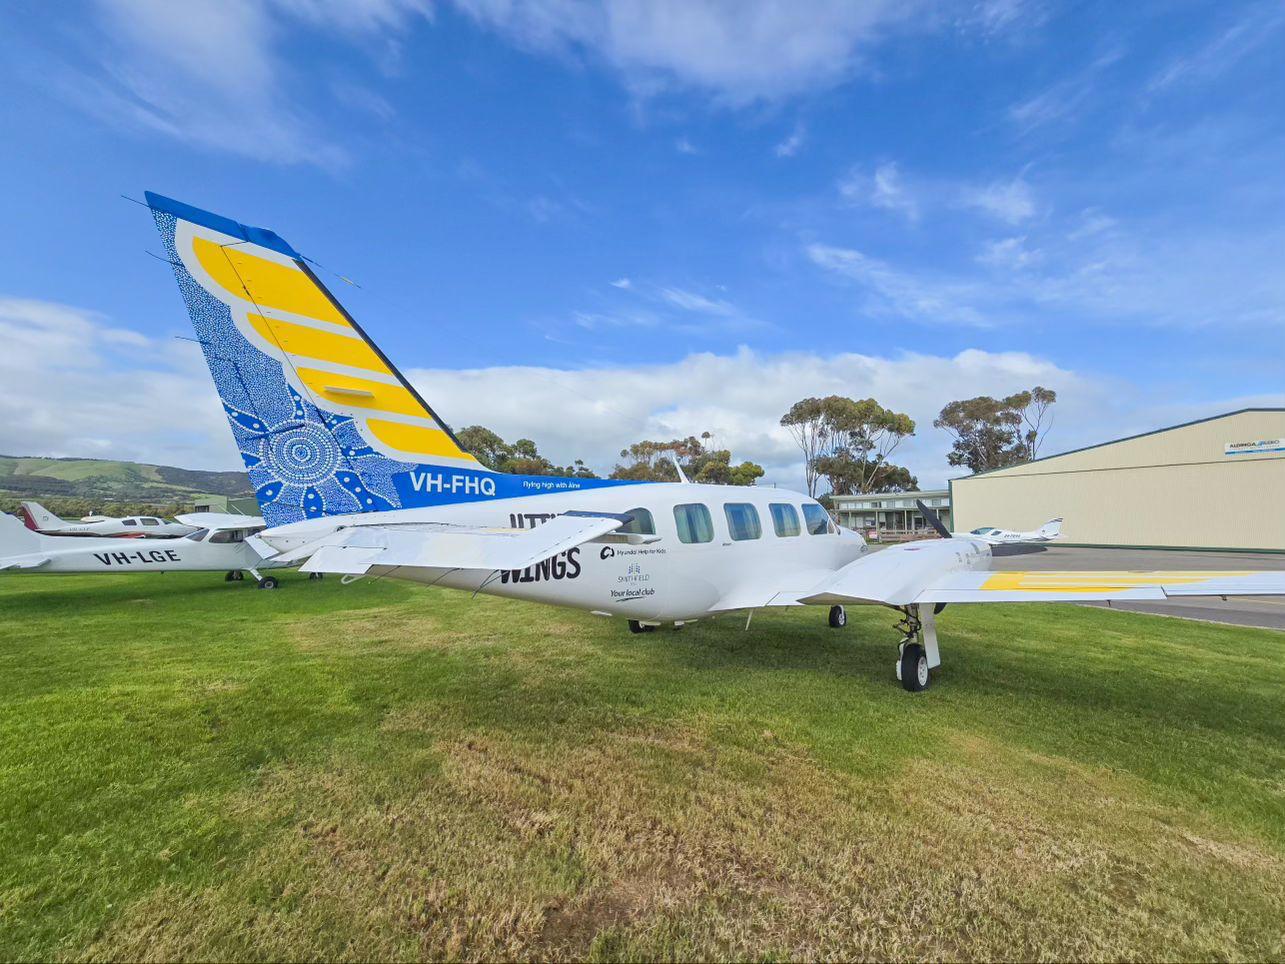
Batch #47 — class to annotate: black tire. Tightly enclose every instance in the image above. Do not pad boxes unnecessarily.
[628,620,646,634]
[224,571,236,582]
[258,576,279,590]
[232,570,244,581]
[828,605,847,629]
[899,642,929,692]
[309,571,324,581]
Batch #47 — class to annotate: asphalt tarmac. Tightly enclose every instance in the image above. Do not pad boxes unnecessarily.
[876,542,1285,631]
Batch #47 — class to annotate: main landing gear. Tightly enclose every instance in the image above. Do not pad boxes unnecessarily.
[828,605,847,628]
[894,605,940,692]
[245,567,278,590]
[628,620,655,634]
[308,571,325,581]
[224,570,244,582]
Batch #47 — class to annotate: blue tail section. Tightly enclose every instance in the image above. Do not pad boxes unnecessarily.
[147,192,632,525]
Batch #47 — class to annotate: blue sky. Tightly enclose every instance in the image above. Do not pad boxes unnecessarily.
[0,0,1282,487]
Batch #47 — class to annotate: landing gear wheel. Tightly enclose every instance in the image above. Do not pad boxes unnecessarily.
[627,620,655,634]
[308,571,324,581]
[257,576,279,590]
[898,642,929,692]
[224,571,236,582]
[233,570,244,581]
[828,605,847,629]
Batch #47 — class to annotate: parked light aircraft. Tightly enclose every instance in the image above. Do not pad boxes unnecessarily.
[143,192,1285,690]
[20,501,196,538]
[0,512,292,587]
[957,518,1063,546]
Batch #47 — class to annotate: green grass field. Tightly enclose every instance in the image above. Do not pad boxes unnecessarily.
[1,572,1282,961]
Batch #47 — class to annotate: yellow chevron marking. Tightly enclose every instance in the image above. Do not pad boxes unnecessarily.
[296,368,428,418]
[246,314,388,375]
[193,237,349,328]
[367,419,477,461]
[980,571,1252,593]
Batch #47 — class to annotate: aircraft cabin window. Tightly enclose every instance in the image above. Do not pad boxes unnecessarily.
[123,519,138,526]
[769,503,801,537]
[209,529,245,544]
[723,503,762,541]
[142,518,160,526]
[617,507,656,535]
[802,503,830,535]
[673,503,714,544]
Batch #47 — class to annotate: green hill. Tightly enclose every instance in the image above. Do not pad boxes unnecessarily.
[0,455,252,518]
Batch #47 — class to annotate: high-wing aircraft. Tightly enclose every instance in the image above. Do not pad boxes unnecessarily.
[143,192,1285,690]
[957,518,1063,546]
[0,512,292,587]
[19,501,196,538]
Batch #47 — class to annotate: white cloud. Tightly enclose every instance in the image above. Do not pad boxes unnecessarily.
[806,243,991,327]
[609,277,633,289]
[774,123,805,157]
[659,287,736,316]
[1007,48,1122,133]
[674,136,700,155]
[40,0,431,167]
[5,296,1278,492]
[0,298,235,469]
[839,161,920,220]
[959,176,1036,224]
[976,236,1042,270]
[448,0,924,105]
[1148,3,1285,93]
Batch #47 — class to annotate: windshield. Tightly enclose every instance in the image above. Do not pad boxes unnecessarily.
[970,527,998,535]
[184,528,209,542]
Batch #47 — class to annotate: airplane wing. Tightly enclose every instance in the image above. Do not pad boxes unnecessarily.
[914,570,1285,603]
[269,511,632,576]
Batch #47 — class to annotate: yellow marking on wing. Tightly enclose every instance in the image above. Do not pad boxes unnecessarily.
[193,237,348,328]
[246,314,389,375]
[367,419,477,462]
[296,367,432,418]
[981,571,1253,593]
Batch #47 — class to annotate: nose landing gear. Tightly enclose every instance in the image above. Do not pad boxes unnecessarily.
[828,605,847,628]
[893,605,940,692]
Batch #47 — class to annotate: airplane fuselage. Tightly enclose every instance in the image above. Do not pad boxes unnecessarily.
[259,482,982,621]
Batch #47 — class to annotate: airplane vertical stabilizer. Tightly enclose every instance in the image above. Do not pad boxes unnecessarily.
[19,501,65,531]
[146,193,630,525]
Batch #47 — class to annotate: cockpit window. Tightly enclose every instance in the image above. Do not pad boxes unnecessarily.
[209,529,246,544]
[141,518,160,526]
[970,527,998,535]
[122,519,137,526]
[802,503,830,535]
[616,507,655,535]
[184,528,209,542]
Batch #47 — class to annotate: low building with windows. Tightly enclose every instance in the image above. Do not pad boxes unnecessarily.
[831,489,951,536]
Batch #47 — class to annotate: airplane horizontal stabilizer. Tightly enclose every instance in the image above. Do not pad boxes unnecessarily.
[279,511,631,575]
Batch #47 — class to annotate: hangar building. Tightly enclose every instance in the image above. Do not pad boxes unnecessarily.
[950,408,1285,552]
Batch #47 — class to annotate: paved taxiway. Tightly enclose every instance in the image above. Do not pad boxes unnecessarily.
[872,543,1285,631]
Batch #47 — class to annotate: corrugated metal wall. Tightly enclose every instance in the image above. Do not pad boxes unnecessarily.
[951,410,1285,550]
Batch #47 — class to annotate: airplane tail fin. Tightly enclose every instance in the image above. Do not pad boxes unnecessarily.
[1,512,45,555]
[145,192,628,526]
[19,501,65,531]
[1037,517,1063,539]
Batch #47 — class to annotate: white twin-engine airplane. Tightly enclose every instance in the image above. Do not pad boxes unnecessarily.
[0,512,292,586]
[142,192,1285,691]
[959,518,1063,546]
[20,501,196,538]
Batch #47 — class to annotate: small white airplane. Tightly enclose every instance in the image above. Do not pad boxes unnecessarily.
[958,518,1063,546]
[0,512,293,587]
[140,192,1285,690]
[19,501,196,539]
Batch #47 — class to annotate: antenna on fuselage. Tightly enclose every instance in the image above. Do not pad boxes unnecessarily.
[916,500,952,539]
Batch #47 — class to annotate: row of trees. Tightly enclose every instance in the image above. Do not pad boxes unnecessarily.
[779,387,1057,497]
[453,386,1056,493]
